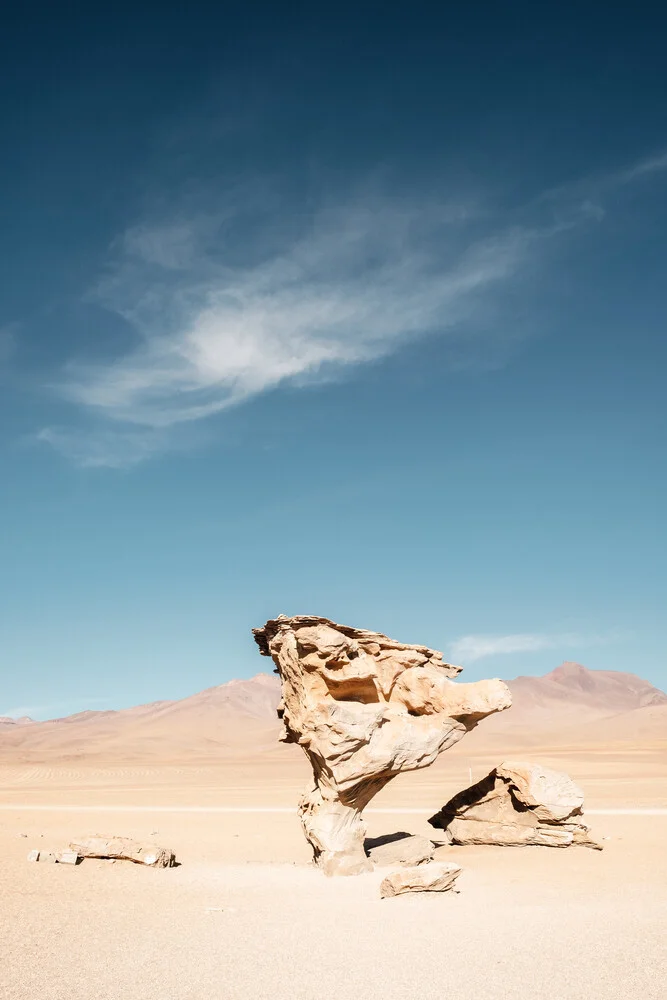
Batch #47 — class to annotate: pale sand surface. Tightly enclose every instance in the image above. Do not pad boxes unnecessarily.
[1,743,666,1000]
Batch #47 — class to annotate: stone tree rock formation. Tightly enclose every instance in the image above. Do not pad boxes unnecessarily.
[253,615,512,875]
[429,761,602,849]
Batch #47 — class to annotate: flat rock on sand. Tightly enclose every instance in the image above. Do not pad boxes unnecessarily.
[380,862,462,898]
[367,834,434,867]
[70,836,175,868]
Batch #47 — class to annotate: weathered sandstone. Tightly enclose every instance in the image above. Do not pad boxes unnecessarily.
[70,836,176,867]
[366,833,434,867]
[429,761,602,849]
[253,615,511,874]
[380,862,462,897]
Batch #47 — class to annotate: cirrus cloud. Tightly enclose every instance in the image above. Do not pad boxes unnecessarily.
[37,149,667,467]
[448,631,621,663]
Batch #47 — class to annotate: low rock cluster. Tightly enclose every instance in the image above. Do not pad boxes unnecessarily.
[252,615,603,896]
[27,837,176,867]
[429,761,602,849]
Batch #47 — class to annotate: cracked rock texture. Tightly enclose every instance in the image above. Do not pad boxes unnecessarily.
[429,761,602,849]
[253,615,511,875]
[366,833,434,867]
[70,836,176,867]
[380,863,462,897]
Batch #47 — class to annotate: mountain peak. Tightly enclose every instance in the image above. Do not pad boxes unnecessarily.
[548,661,598,690]
[512,661,667,711]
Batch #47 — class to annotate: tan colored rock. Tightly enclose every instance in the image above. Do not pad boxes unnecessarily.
[58,850,79,865]
[253,615,511,875]
[26,849,40,862]
[367,834,434,867]
[380,862,462,898]
[429,761,602,849]
[70,836,175,867]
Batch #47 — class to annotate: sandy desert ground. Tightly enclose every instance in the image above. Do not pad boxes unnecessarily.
[1,665,666,999]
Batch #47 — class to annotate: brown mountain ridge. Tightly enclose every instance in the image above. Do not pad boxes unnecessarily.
[0,663,665,761]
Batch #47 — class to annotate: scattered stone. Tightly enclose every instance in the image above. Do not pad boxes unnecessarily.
[367,833,434,867]
[27,850,40,862]
[429,761,602,850]
[70,836,175,867]
[58,850,79,865]
[380,862,462,898]
[39,852,58,864]
[18,833,28,838]
[253,615,511,875]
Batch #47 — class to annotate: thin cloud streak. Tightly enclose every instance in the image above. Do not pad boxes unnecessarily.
[39,149,667,466]
[36,426,172,469]
[61,203,533,430]
[448,631,620,663]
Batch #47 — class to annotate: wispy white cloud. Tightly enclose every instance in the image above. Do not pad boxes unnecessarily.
[36,426,172,469]
[537,147,667,213]
[614,150,667,184]
[38,148,667,466]
[448,631,620,663]
[61,200,534,433]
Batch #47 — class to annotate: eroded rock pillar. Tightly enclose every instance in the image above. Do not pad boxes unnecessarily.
[253,615,512,875]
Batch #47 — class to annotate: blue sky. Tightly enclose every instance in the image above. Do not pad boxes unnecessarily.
[1,3,666,719]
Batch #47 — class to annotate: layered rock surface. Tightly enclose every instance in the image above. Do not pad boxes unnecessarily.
[366,833,434,867]
[380,863,462,898]
[70,836,176,867]
[253,615,511,874]
[429,761,602,849]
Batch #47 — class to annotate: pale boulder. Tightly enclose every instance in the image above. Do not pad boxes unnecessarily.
[430,761,602,849]
[367,834,434,867]
[58,850,79,865]
[380,863,462,898]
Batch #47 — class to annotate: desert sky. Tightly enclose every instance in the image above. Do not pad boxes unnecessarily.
[2,2,667,998]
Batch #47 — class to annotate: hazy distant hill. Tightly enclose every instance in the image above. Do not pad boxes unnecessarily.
[462,661,667,749]
[1,663,665,761]
[509,660,667,714]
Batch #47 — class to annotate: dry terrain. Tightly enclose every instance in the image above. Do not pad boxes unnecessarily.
[1,663,666,999]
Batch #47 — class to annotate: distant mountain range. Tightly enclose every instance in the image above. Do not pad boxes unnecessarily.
[1,663,665,761]
[466,661,667,748]
[510,660,667,713]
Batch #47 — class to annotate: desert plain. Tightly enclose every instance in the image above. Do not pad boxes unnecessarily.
[1,663,666,1000]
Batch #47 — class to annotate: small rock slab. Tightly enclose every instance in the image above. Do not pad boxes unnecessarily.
[27,850,40,862]
[380,862,462,898]
[368,834,434,867]
[58,850,79,865]
[70,836,175,868]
